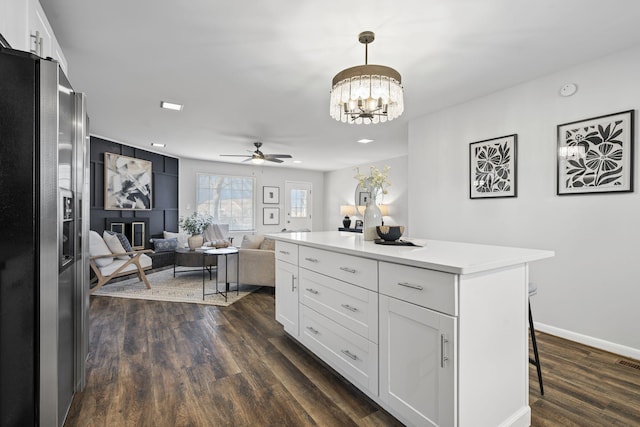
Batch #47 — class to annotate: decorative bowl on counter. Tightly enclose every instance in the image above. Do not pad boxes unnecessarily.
[376,225,405,242]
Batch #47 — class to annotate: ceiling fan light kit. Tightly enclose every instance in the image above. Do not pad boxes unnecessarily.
[330,31,404,125]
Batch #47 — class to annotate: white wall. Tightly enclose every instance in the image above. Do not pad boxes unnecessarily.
[408,45,640,358]
[323,155,408,233]
[179,158,324,240]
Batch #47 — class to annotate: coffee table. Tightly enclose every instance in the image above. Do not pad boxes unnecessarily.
[174,248,216,279]
[202,247,239,302]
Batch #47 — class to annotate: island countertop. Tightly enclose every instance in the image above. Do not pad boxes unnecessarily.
[267,231,554,275]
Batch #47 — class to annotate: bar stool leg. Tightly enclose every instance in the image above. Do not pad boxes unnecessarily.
[529,300,544,395]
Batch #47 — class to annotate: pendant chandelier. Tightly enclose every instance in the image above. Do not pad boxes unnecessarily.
[330,31,404,125]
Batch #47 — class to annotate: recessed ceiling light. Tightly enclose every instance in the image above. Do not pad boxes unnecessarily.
[151,143,166,147]
[293,160,302,164]
[358,139,374,144]
[160,101,183,111]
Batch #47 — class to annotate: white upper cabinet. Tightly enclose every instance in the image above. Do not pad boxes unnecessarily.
[0,0,67,73]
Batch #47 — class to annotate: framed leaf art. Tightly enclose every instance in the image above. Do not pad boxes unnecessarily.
[557,110,634,195]
[469,134,517,199]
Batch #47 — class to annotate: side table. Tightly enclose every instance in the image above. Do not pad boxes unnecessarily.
[203,247,239,302]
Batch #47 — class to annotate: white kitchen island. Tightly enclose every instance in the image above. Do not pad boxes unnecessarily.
[269,231,554,427]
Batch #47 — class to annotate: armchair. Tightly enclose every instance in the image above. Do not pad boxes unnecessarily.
[89,230,153,294]
[238,235,275,287]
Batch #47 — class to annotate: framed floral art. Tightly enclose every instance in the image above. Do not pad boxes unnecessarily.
[469,134,517,199]
[557,110,634,195]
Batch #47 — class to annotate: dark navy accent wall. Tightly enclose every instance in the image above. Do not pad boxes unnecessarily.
[90,136,179,248]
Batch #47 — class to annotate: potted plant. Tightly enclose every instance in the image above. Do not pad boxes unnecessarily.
[179,212,214,250]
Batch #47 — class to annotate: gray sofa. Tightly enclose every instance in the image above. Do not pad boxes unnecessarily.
[238,235,275,287]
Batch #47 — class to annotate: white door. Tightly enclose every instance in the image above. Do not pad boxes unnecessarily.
[275,260,299,337]
[379,295,457,427]
[284,181,312,231]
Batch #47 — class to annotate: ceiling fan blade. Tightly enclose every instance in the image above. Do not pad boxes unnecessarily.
[265,157,284,163]
[220,154,251,157]
[264,154,292,158]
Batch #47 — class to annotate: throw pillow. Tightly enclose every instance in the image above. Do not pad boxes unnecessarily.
[259,238,275,251]
[164,231,189,248]
[241,234,264,249]
[89,230,114,267]
[105,230,134,256]
[152,238,179,252]
[103,231,131,260]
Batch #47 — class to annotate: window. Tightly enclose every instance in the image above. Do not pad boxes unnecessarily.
[196,174,255,231]
[290,189,308,218]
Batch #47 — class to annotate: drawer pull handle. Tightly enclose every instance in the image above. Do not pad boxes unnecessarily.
[339,267,357,274]
[441,334,449,368]
[291,275,297,291]
[305,257,319,263]
[341,304,358,312]
[279,250,290,255]
[306,288,319,295]
[306,326,319,335]
[397,282,424,291]
[341,349,358,361]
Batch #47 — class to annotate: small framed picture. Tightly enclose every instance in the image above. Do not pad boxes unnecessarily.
[469,134,517,199]
[354,219,363,230]
[557,110,634,195]
[263,207,280,225]
[358,191,370,206]
[263,186,280,204]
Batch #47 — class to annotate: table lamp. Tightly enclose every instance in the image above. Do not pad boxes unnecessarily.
[340,205,356,228]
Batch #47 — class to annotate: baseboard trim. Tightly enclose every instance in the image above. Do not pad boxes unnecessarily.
[535,322,640,361]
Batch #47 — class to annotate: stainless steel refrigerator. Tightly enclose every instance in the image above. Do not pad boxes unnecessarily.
[0,47,89,427]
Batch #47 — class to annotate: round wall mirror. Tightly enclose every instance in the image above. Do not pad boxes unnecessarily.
[354,178,382,213]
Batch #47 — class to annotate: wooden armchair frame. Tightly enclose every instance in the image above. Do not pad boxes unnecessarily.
[89,249,154,294]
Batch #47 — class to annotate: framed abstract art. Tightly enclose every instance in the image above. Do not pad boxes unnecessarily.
[104,153,152,210]
[557,110,634,195]
[469,134,517,199]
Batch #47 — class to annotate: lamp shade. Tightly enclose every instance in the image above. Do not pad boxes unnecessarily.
[340,205,357,216]
[378,204,389,216]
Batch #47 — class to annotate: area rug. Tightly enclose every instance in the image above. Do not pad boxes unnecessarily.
[91,268,261,307]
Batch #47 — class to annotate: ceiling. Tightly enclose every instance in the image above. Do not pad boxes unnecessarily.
[40,0,640,171]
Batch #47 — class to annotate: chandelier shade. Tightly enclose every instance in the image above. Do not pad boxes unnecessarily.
[330,32,404,124]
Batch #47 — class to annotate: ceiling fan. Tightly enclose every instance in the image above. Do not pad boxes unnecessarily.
[220,142,292,164]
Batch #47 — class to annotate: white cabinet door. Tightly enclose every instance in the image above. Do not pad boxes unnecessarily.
[275,260,299,337]
[28,0,53,59]
[27,0,68,73]
[380,295,457,427]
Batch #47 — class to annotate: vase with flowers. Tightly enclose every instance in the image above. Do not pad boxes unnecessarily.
[179,212,214,250]
[354,165,391,241]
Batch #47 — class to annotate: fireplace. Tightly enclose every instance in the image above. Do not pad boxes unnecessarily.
[105,218,149,250]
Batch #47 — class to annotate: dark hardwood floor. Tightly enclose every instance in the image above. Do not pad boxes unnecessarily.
[64,289,640,427]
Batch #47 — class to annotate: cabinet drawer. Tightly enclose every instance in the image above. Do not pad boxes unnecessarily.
[300,305,378,395]
[379,262,457,316]
[299,246,377,291]
[299,268,378,343]
[275,241,298,264]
